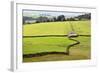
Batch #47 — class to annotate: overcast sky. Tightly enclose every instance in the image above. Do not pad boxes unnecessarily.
[23,10,87,18]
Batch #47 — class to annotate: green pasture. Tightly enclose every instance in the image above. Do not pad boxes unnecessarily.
[23,37,75,54]
[23,21,90,36]
[23,21,91,62]
[23,36,91,62]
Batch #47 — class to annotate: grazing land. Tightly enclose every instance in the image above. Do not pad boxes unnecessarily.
[23,21,91,62]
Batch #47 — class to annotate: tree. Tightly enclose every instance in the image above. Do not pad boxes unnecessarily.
[36,16,49,23]
[53,17,57,22]
[57,15,65,21]
[67,18,75,21]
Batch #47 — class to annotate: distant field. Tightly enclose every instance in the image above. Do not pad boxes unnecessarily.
[23,21,91,62]
[23,21,91,36]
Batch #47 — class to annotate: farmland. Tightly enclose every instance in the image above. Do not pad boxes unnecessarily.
[23,21,91,62]
[23,21,90,36]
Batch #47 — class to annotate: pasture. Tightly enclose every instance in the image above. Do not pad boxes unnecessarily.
[23,21,91,62]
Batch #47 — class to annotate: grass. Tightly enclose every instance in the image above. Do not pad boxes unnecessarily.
[23,21,91,62]
[23,21,90,36]
[23,36,91,62]
[23,37,75,54]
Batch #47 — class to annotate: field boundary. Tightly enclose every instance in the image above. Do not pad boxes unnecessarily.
[23,35,91,38]
[23,52,68,58]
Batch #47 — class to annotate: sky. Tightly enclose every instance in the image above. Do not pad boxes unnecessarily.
[23,10,87,18]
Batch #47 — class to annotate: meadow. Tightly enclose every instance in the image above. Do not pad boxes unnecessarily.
[23,21,91,62]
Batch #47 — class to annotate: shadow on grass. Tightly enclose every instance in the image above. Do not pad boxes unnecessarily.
[23,52,68,58]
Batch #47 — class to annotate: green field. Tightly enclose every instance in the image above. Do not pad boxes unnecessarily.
[23,21,90,36]
[23,21,91,62]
